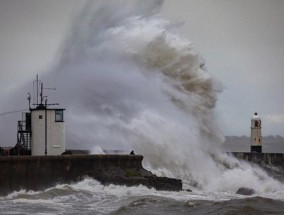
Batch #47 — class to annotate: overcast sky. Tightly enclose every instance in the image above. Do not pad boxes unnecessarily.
[163,0,284,137]
[0,0,283,147]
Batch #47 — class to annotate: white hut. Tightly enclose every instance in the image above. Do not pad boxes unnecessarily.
[30,106,65,156]
[17,76,65,156]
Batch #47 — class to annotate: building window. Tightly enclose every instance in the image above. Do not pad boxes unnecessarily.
[55,110,64,122]
[39,115,43,119]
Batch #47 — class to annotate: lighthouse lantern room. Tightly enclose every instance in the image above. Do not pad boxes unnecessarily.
[251,112,262,153]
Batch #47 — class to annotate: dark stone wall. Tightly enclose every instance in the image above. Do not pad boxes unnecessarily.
[0,155,182,196]
[232,153,284,167]
[231,153,284,182]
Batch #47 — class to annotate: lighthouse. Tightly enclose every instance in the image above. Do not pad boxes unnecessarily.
[251,112,262,153]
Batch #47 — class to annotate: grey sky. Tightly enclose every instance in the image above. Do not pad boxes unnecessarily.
[162,0,284,137]
[0,0,283,147]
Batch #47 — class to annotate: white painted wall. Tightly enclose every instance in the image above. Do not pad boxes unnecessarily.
[31,109,65,155]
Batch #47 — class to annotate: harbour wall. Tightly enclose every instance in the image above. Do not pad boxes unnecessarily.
[0,155,182,196]
[231,152,284,167]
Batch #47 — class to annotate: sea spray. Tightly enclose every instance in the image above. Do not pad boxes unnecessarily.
[51,0,284,193]
[2,177,284,214]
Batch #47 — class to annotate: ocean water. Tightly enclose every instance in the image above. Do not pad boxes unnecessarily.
[1,175,284,215]
[2,1,284,214]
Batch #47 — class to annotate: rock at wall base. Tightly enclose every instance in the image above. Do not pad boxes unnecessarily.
[83,167,182,192]
[236,187,255,196]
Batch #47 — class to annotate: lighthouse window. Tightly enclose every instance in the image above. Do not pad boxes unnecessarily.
[254,120,261,127]
[55,110,64,122]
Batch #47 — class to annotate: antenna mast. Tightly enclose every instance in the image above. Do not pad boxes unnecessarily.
[40,82,43,105]
[31,75,59,109]
[36,75,39,106]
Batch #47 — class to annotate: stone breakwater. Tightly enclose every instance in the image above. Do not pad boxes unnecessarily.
[0,155,182,196]
[231,153,284,167]
[231,152,284,181]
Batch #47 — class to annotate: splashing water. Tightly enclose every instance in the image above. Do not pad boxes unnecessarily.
[51,0,284,194]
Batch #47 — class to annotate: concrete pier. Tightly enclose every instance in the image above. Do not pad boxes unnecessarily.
[0,155,182,196]
[231,152,284,167]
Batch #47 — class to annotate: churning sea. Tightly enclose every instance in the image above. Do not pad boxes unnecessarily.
[1,1,284,214]
[1,172,284,215]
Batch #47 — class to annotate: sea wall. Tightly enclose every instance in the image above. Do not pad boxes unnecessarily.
[231,152,284,167]
[0,155,182,196]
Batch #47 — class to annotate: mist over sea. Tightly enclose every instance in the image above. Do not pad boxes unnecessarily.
[1,1,284,214]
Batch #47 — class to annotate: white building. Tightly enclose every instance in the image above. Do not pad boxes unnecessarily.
[30,106,65,156]
[251,112,262,153]
[16,76,66,156]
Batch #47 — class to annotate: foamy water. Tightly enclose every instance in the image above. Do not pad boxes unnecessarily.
[1,1,284,214]
[38,0,284,196]
[0,1,281,210]
[1,177,284,215]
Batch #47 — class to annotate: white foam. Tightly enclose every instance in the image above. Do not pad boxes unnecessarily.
[49,0,284,199]
[1,178,284,215]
